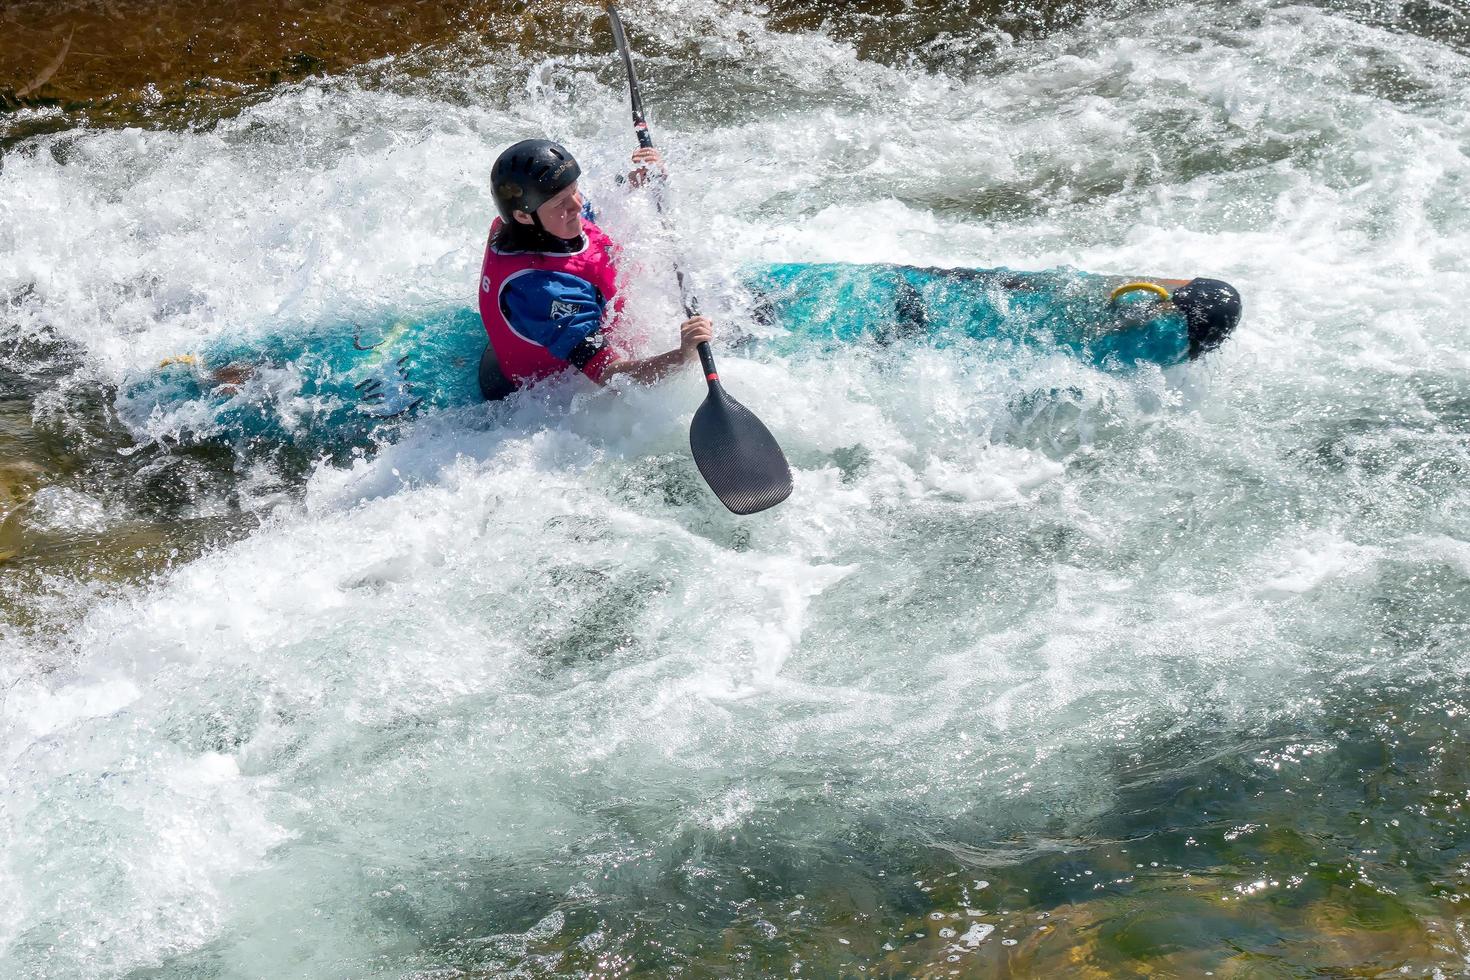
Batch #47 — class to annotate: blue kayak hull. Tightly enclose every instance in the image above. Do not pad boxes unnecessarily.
[117,263,1241,447]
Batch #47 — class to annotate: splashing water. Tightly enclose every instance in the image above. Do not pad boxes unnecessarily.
[3,0,1470,974]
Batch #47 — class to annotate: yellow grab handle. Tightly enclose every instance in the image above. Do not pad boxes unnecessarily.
[1108,282,1172,304]
[158,354,199,368]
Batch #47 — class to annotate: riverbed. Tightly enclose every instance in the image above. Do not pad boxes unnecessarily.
[3,0,1470,975]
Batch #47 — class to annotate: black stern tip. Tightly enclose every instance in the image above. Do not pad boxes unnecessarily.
[1173,278,1243,360]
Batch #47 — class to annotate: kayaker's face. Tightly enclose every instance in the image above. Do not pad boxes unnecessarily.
[516,182,584,239]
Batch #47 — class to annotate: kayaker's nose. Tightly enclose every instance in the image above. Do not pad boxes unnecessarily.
[1172,277,1242,360]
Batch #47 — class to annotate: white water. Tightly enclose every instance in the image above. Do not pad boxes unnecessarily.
[3,0,1470,974]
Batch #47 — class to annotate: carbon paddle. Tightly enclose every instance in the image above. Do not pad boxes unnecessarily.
[606,3,793,515]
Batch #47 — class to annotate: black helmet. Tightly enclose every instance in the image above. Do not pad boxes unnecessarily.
[491,139,582,224]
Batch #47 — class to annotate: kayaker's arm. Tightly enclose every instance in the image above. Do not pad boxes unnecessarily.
[599,315,713,385]
[601,148,706,383]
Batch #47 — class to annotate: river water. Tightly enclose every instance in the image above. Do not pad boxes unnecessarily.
[3,0,1470,975]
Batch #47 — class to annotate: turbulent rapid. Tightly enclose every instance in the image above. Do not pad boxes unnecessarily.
[2,0,1469,975]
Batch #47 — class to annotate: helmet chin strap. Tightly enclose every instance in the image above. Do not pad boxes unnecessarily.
[524,210,584,251]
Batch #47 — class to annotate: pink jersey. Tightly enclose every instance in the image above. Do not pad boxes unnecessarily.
[477,218,625,387]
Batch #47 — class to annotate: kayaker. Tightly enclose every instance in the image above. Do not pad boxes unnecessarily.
[476,138,714,400]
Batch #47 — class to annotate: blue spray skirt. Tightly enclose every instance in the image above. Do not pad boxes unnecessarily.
[117,263,1240,447]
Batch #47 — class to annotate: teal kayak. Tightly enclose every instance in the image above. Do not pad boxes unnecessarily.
[116,263,1240,447]
[744,264,1238,365]
[117,307,488,449]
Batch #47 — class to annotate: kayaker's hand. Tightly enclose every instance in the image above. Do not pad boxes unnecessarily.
[679,315,714,358]
[629,147,665,188]
[210,363,254,392]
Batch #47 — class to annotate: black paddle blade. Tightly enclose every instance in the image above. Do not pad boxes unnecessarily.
[690,384,793,515]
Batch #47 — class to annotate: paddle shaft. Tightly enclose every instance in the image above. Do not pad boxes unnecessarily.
[605,2,792,514]
[606,4,719,383]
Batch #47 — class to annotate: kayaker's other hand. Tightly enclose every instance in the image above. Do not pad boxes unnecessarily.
[210,363,254,392]
[629,147,665,188]
[679,315,714,357]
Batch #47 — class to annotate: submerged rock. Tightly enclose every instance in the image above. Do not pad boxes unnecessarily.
[0,0,588,144]
[0,459,44,515]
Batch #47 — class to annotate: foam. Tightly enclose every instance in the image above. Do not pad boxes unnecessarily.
[3,0,1470,972]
